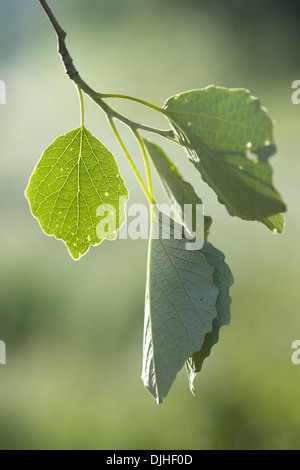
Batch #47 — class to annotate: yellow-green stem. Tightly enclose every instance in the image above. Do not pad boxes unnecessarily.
[77,85,85,128]
[133,130,154,200]
[108,116,155,206]
[98,93,164,114]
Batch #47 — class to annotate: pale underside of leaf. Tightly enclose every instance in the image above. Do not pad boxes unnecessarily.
[164,86,286,223]
[143,140,233,395]
[26,127,128,260]
[143,139,212,240]
[185,242,234,394]
[142,211,219,403]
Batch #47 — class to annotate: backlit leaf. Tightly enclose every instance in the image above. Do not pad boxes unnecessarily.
[261,213,285,234]
[26,127,128,260]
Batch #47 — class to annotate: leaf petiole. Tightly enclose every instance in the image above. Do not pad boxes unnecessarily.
[108,116,155,206]
[98,93,164,114]
[133,129,154,201]
[77,85,85,128]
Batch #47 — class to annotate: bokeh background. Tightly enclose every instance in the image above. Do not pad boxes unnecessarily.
[0,0,299,450]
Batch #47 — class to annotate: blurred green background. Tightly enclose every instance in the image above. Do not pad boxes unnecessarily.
[0,0,299,450]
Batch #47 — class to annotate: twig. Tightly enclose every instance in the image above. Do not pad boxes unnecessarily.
[39,0,78,79]
[38,0,174,139]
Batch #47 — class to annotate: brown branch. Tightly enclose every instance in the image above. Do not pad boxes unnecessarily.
[37,0,175,139]
[38,0,78,80]
[38,0,65,38]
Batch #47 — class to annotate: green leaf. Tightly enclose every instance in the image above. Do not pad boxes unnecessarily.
[142,210,219,403]
[143,139,212,240]
[186,242,233,394]
[26,127,128,260]
[261,213,285,234]
[164,86,286,222]
[143,140,233,395]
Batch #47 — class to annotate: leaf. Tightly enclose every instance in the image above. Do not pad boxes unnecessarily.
[261,213,285,234]
[185,242,233,394]
[143,139,212,240]
[164,86,286,222]
[26,127,128,260]
[142,210,219,403]
[143,140,233,394]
